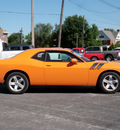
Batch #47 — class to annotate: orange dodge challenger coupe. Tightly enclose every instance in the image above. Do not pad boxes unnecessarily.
[0,48,120,94]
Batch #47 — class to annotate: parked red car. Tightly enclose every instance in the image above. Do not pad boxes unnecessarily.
[72,48,104,60]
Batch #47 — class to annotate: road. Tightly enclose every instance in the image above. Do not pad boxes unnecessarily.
[0,59,120,130]
[0,85,120,130]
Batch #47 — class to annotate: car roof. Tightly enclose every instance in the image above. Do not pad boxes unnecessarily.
[13,48,72,59]
[8,44,33,47]
[31,48,72,53]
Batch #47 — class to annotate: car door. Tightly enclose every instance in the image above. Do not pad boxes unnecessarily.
[44,51,89,86]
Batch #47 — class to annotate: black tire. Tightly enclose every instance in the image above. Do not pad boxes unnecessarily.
[98,72,120,94]
[105,55,113,61]
[6,72,29,94]
[91,56,98,61]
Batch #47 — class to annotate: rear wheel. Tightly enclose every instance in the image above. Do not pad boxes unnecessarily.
[105,55,113,61]
[6,72,29,94]
[98,72,120,93]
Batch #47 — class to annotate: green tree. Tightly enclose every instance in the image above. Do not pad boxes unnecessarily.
[51,15,100,48]
[34,23,53,47]
[109,44,115,50]
[50,24,59,47]
[105,28,115,32]
[24,33,32,45]
[85,25,102,47]
[61,15,89,48]
[91,24,99,39]
[115,41,120,47]
[86,39,102,47]
[85,28,93,47]
[8,33,24,45]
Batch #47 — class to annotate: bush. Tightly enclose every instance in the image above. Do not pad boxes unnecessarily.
[109,44,115,50]
[115,42,120,47]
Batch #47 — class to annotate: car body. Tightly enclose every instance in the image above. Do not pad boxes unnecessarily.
[85,46,120,61]
[0,48,120,94]
[112,47,120,51]
[72,48,104,60]
[0,40,24,59]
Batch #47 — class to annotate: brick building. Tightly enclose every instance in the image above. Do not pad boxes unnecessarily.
[0,28,9,43]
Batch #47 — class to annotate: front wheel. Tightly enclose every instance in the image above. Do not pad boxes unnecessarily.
[98,72,120,94]
[91,56,98,61]
[6,72,29,94]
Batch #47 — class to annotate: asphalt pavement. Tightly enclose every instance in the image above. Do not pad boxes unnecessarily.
[0,85,120,130]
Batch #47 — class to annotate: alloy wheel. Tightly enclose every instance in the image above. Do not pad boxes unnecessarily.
[102,74,119,92]
[9,75,25,92]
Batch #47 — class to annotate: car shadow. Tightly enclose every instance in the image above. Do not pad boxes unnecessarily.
[0,84,8,94]
[26,85,101,94]
[0,84,101,94]
[0,84,117,94]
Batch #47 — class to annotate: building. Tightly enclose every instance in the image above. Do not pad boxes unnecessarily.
[97,29,120,46]
[0,28,9,43]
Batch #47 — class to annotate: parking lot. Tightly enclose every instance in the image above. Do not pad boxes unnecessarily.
[0,85,120,130]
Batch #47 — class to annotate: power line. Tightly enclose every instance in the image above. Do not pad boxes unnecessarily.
[99,0,120,10]
[88,18,120,27]
[2,9,118,27]
[68,0,120,30]
[1,2,119,31]
[69,0,118,14]
[0,10,60,16]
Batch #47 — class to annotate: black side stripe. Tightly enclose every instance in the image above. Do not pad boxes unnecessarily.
[90,63,99,69]
[96,63,104,69]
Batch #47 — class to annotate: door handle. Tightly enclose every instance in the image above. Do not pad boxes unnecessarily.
[46,65,51,66]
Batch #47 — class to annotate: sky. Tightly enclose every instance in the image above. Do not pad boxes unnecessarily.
[0,0,120,36]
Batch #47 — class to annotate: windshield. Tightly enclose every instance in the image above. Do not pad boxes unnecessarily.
[71,51,90,62]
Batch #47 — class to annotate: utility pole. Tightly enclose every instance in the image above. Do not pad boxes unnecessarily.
[82,15,85,48]
[58,0,64,47]
[31,0,35,47]
[76,33,78,48]
[20,28,23,44]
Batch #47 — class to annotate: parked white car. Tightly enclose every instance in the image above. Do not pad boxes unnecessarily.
[0,39,23,59]
[112,47,120,51]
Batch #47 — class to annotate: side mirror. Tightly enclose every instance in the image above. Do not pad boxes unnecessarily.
[71,58,77,64]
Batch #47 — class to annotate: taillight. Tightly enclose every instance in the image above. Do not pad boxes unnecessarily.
[117,52,119,55]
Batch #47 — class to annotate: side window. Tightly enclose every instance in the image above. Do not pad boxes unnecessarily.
[103,47,107,51]
[23,46,30,50]
[94,47,100,51]
[85,47,93,51]
[46,51,81,62]
[32,52,45,61]
[11,47,20,50]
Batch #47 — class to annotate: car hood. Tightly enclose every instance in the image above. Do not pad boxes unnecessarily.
[94,60,120,65]
[86,60,120,71]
